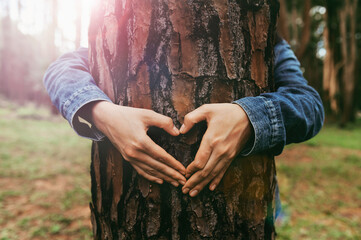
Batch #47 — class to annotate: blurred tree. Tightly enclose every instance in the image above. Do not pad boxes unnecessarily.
[88,0,279,239]
[75,0,82,49]
[0,1,54,106]
[278,0,289,42]
[356,3,361,113]
[325,0,359,125]
[339,0,358,125]
[279,0,361,124]
[0,17,36,103]
[49,0,58,61]
[277,0,324,95]
[17,0,22,16]
[278,0,311,59]
[323,10,340,114]
[295,0,311,59]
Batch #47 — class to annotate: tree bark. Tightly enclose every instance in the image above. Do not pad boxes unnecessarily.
[88,0,279,239]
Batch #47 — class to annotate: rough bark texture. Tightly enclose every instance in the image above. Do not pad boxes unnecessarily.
[88,0,279,239]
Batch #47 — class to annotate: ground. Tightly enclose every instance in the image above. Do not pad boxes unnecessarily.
[0,100,360,240]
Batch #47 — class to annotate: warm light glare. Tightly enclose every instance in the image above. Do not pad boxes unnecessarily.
[6,0,96,52]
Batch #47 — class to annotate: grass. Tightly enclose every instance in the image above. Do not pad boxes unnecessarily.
[0,100,360,239]
[0,100,93,240]
[304,118,361,150]
[276,121,361,239]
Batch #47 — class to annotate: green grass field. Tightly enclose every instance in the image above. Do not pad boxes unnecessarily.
[0,101,360,240]
[0,101,93,240]
[276,119,361,240]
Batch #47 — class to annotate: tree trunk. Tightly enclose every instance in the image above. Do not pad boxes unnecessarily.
[88,0,279,239]
[75,0,82,49]
[290,2,298,49]
[50,0,58,61]
[323,12,340,115]
[325,0,358,124]
[18,0,22,17]
[295,0,311,60]
[278,0,289,42]
[340,0,358,125]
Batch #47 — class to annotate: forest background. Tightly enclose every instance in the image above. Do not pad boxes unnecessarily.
[0,0,360,239]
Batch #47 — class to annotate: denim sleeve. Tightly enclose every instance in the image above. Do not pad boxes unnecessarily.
[43,47,112,141]
[234,40,324,156]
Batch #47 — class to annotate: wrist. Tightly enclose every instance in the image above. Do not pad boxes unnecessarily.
[232,103,255,150]
[85,100,117,132]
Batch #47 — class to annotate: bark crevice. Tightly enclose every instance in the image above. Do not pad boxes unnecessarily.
[89,0,279,239]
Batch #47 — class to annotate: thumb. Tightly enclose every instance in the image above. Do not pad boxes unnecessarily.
[145,110,180,136]
[180,105,208,134]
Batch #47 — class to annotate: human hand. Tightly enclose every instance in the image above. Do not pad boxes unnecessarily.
[90,101,186,187]
[180,103,253,197]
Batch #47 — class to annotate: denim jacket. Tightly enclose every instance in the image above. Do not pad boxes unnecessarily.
[43,40,324,157]
[43,40,324,219]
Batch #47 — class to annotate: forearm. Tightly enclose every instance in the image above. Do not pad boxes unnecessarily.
[43,48,112,140]
[234,40,324,156]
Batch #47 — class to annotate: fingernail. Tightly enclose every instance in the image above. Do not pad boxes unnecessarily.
[171,181,179,187]
[182,188,190,194]
[156,179,163,185]
[173,126,179,135]
[210,184,216,191]
[189,190,199,197]
[180,124,185,133]
[179,180,186,185]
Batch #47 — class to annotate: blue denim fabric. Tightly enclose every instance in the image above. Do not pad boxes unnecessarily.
[43,40,324,155]
[235,40,325,156]
[43,40,324,220]
[44,48,112,140]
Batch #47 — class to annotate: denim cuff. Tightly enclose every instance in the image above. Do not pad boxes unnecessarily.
[233,96,285,156]
[62,85,112,141]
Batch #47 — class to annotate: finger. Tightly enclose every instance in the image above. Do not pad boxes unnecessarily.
[145,110,179,136]
[132,164,164,185]
[180,105,208,134]
[132,148,186,183]
[183,157,229,196]
[185,133,212,178]
[132,161,183,187]
[142,135,186,175]
[182,171,213,197]
[197,148,225,179]
[209,161,232,191]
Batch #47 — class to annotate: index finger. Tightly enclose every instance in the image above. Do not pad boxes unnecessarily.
[142,135,186,175]
[180,105,208,134]
[186,132,212,178]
